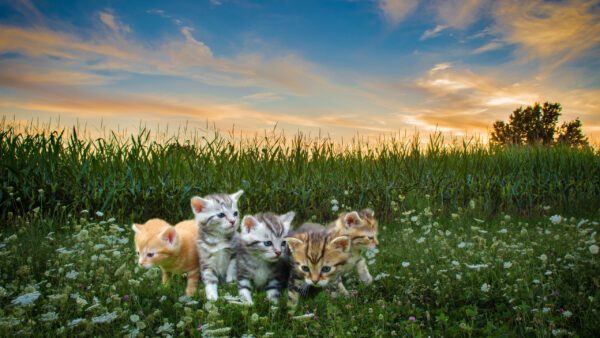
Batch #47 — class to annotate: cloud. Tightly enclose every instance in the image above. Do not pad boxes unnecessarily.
[420,25,448,40]
[375,0,419,26]
[472,41,504,54]
[433,0,489,29]
[99,11,130,33]
[492,0,600,66]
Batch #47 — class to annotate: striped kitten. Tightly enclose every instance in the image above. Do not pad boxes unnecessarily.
[328,208,379,285]
[237,211,295,305]
[191,190,243,301]
[285,226,351,313]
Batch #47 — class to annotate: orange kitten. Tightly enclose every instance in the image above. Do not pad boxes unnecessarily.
[132,218,200,296]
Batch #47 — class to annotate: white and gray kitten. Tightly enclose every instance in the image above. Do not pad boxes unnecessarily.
[191,190,243,301]
[236,211,294,305]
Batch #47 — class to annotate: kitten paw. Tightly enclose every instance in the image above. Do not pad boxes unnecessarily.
[205,285,218,301]
[239,289,254,305]
[361,274,373,285]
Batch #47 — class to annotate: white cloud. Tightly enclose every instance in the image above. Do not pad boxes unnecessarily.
[420,25,448,40]
[375,0,419,26]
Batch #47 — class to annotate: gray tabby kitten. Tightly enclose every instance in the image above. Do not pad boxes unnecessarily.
[191,190,243,301]
[237,212,294,305]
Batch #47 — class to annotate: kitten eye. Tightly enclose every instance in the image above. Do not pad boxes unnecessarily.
[301,265,310,272]
[281,240,286,246]
[263,241,272,246]
[217,213,226,218]
[233,211,238,217]
[321,266,332,273]
[147,252,155,258]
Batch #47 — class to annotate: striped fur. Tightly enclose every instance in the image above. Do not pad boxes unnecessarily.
[191,190,243,301]
[236,212,294,304]
[327,208,379,285]
[285,225,351,313]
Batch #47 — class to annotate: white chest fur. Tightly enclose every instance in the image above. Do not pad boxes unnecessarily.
[249,259,271,288]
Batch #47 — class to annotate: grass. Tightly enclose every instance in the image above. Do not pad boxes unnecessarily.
[0,124,599,336]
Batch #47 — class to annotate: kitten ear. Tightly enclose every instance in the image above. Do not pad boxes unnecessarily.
[159,227,177,245]
[362,208,375,218]
[330,235,351,252]
[343,211,363,228]
[190,196,212,214]
[241,215,259,234]
[284,234,305,253]
[230,190,244,203]
[131,223,142,234]
[279,211,295,234]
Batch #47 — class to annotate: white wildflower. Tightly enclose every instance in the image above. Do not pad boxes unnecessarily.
[40,311,59,322]
[96,211,104,217]
[542,307,550,313]
[544,270,553,276]
[401,262,410,267]
[330,199,338,205]
[457,242,466,248]
[11,291,41,307]
[451,260,459,266]
[410,216,418,222]
[156,322,174,334]
[589,244,599,254]
[374,273,390,281]
[66,270,79,279]
[504,214,511,221]
[538,254,548,262]
[533,279,540,284]
[465,263,488,269]
[81,209,89,214]
[480,283,490,293]
[473,218,484,223]
[503,262,512,269]
[331,205,339,212]
[416,237,425,244]
[92,311,119,324]
[365,247,379,258]
[67,318,87,327]
[562,310,572,318]
[498,228,507,234]
[107,217,116,223]
[549,215,562,225]
[469,200,476,209]
[456,274,462,280]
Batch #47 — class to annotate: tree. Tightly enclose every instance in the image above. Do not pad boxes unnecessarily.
[490,102,588,147]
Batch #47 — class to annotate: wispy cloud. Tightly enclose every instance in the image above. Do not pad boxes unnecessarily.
[375,0,419,26]
[472,41,504,54]
[420,25,448,40]
[492,0,600,66]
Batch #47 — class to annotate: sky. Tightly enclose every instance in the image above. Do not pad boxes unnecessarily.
[1,0,599,142]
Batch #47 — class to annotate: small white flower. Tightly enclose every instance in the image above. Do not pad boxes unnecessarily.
[456,274,462,280]
[81,209,89,214]
[331,205,339,212]
[374,273,390,281]
[498,228,507,234]
[457,242,466,248]
[538,254,548,262]
[544,270,552,276]
[416,237,425,244]
[480,283,490,293]
[504,214,511,221]
[466,263,488,269]
[96,211,104,217]
[40,311,59,322]
[11,291,41,307]
[549,215,562,225]
[589,244,599,254]
[451,260,459,266]
[330,199,338,205]
[503,262,512,269]
[156,322,174,334]
[410,216,418,222]
[562,310,572,318]
[66,270,79,279]
[92,311,119,324]
[401,262,410,267]
[542,307,550,313]
[67,318,87,327]
[532,279,540,284]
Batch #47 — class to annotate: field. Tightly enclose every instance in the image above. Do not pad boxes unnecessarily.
[1,125,599,336]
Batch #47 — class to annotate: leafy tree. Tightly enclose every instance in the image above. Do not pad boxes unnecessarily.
[490,102,588,147]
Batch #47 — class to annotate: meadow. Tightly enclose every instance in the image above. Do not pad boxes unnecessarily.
[0,124,599,336]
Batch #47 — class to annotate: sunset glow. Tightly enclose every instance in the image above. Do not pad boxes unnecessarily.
[1,0,599,141]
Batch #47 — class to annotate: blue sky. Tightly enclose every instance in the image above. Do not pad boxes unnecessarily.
[1,0,599,141]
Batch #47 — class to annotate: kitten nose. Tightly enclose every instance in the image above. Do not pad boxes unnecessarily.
[274,251,281,256]
[311,279,319,285]
[229,219,235,225]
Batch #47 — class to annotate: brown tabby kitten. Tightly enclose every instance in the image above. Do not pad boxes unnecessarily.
[285,225,351,314]
[328,208,379,285]
[132,218,200,296]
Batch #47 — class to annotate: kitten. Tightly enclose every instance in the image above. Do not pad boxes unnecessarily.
[285,226,351,313]
[132,218,200,296]
[191,190,243,301]
[328,208,379,285]
[236,211,295,305]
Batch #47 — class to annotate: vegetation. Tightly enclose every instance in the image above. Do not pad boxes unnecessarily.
[0,123,599,336]
[490,102,588,147]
